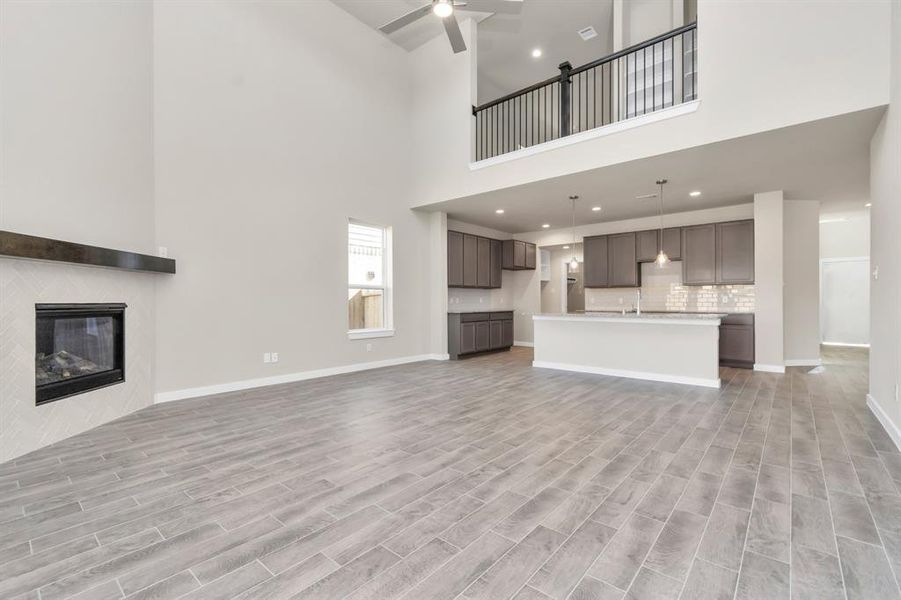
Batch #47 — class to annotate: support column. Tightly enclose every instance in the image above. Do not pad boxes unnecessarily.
[754,191,785,372]
[427,211,449,359]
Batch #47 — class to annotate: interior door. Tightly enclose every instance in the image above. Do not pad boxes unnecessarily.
[821,258,869,345]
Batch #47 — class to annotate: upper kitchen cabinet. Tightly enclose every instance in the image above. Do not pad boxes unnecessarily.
[636,230,659,262]
[608,232,639,287]
[447,230,503,289]
[682,223,717,285]
[716,220,755,284]
[502,239,536,270]
[447,230,464,287]
[583,235,609,288]
[662,227,682,260]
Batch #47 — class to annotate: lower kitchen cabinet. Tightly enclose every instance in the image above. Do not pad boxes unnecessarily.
[448,312,514,359]
[719,313,755,368]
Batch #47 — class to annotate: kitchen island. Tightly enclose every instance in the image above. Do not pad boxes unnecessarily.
[532,312,724,388]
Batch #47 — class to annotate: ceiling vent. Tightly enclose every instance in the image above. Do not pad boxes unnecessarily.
[578,26,598,41]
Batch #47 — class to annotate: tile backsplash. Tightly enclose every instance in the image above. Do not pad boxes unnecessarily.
[584,261,756,313]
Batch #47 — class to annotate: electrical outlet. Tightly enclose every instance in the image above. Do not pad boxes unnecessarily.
[366,343,372,352]
[271,352,279,363]
[895,383,900,404]
[158,246,168,258]
[263,353,271,363]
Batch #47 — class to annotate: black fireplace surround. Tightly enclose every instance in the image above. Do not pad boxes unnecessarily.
[35,303,126,405]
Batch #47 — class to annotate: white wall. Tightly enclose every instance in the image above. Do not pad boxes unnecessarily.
[753,191,784,371]
[152,1,434,398]
[868,0,901,446]
[409,0,891,208]
[820,210,870,259]
[783,200,820,364]
[0,0,156,460]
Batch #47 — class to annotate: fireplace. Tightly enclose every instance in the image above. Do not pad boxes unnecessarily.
[35,303,126,405]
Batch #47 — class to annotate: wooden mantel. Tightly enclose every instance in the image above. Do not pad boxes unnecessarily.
[0,230,176,274]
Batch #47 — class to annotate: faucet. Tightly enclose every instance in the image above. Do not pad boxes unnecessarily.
[635,290,642,316]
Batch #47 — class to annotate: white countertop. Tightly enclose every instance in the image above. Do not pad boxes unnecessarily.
[533,312,725,326]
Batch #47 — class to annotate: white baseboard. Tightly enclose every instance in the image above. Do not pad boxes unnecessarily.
[155,353,446,404]
[867,393,901,452]
[822,342,870,348]
[532,360,720,389]
[784,358,822,367]
[754,363,786,373]
[513,341,534,348]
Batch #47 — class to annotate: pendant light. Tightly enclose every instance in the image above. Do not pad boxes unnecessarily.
[568,195,579,271]
[654,179,670,268]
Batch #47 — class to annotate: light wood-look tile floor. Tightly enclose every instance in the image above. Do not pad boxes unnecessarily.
[2,346,901,599]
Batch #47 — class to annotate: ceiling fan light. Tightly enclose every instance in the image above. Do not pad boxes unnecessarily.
[433,0,454,18]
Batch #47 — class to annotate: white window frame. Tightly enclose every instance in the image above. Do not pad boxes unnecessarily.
[347,219,394,340]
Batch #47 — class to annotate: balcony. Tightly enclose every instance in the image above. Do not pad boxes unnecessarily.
[472,23,698,162]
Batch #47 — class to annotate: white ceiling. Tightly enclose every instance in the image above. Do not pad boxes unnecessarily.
[420,108,883,233]
[331,1,614,105]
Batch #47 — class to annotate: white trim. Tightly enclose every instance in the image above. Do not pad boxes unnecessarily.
[867,394,901,451]
[513,340,534,347]
[753,363,786,373]
[470,101,700,170]
[532,360,720,389]
[821,341,871,348]
[533,313,722,326]
[348,328,395,340]
[155,354,444,404]
[784,358,823,367]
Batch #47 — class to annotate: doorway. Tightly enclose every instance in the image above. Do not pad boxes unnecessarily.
[820,257,869,346]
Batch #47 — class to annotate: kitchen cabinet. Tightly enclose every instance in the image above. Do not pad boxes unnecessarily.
[682,223,717,285]
[490,239,503,288]
[716,220,755,284]
[662,227,682,260]
[463,234,478,287]
[477,237,491,288]
[448,231,503,289]
[448,312,515,359]
[637,230,660,262]
[583,235,609,288]
[719,313,755,368]
[608,232,640,287]
[502,240,537,270]
[447,231,464,287]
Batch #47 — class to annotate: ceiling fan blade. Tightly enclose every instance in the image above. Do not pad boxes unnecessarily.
[463,0,524,14]
[379,4,433,34]
[443,14,467,53]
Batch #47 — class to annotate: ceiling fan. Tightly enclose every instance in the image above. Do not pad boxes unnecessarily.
[379,0,524,54]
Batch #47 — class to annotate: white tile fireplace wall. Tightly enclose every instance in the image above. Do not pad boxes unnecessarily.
[584,261,756,313]
[0,260,155,462]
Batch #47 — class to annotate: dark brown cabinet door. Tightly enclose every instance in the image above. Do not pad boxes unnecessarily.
[608,232,639,287]
[636,230,659,262]
[716,220,754,284]
[462,234,478,287]
[477,237,491,287]
[502,319,514,347]
[719,325,755,365]
[583,235,609,288]
[662,227,682,260]
[460,322,476,354]
[682,224,716,285]
[489,239,502,288]
[524,243,536,269]
[513,241,526,268]
[447,231,464,287]
[489,320,503,349]
[475,321,490,351]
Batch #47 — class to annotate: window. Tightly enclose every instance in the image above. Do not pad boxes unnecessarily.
[348,220,393,338]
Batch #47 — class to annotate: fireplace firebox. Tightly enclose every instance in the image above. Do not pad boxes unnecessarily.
[35,303,126,405]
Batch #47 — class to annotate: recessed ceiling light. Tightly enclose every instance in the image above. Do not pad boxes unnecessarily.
[563,245,570,249]
[819,218,848,224]
[531,48,542,58]
[592,206,601,212]
[495,209,505,214]
[865,202,872,207]
[542,224,550,228]
[689,191,702,197]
